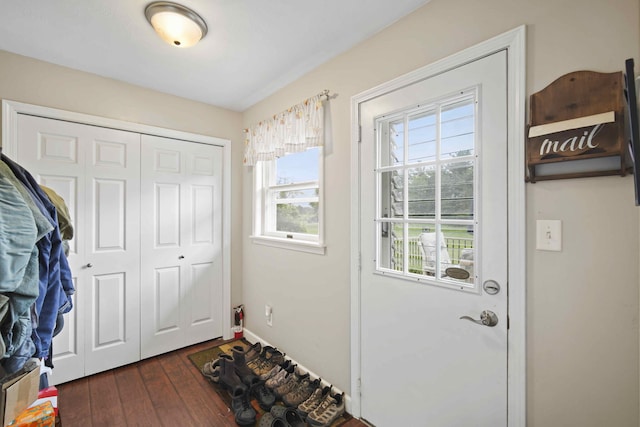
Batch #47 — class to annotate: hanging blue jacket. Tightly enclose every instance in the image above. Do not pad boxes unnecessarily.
[0,169,38,364]
[1,155,74,359]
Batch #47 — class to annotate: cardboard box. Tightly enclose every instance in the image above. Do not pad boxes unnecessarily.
[0,361,40,427]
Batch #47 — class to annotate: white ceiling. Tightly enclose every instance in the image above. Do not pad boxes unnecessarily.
[0,0,431,111]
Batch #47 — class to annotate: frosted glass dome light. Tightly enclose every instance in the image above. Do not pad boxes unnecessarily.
[145,2,207,48]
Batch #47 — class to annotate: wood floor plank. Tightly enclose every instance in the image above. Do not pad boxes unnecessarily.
[87,371,127,427]
[158,351,229,425]
[57,376,93,427]
[137,357,198,426]
[174,341,235,417]
[113,364,162,426]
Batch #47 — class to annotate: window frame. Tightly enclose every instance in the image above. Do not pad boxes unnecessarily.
[251,147,325,254]
[374,90,478,291]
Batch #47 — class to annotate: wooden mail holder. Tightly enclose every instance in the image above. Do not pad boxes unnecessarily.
[527,70,629,182]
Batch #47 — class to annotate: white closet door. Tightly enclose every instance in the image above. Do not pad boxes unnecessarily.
[16,115,141,383]
[140,135,223,358]
[82,126,141,376]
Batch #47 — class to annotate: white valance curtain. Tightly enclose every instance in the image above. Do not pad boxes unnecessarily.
[243,92,326,166]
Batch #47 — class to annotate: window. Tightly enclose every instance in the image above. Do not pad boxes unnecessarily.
[245,92,326,253]
[252,147,324,253]
[376,91,476,289]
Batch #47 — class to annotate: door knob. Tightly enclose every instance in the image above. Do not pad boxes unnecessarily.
[85,263,93,268]
[178,255,185,259]
[459,310,498,327]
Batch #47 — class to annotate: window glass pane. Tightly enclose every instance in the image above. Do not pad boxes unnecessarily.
[441,100,474,158]
[379,222,404,272]
[441,223,475,284]
[276,201,318,234]
[275,147,319,184]
[410,224,449,279]
[407,166,435,219]
[441,161,474,220]
[408,111,436,163]
[380,170,404,218]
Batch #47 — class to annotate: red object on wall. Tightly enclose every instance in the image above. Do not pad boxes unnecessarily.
[234,305,244,339]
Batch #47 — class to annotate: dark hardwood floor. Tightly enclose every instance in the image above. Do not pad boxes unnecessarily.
[57,338,367,427]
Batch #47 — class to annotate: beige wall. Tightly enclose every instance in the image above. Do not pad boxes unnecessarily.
[242,0,640,426]
[0,50,245,307]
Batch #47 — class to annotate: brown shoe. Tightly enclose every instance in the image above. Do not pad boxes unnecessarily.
[283,377,320,407]
[307,391,345,427]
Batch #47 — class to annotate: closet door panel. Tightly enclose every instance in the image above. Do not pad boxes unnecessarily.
[38,175,78,254]
[17,116,87,384]
[155,183,181,246]
[182,144,223,346]
[141,135,223,358]
[140,138,188,357]
[91,273,126,347]
[188,262,215,325]
[94,179,126,250]
[84,128,140,376]
[16,115,141,382]
[154,267,182,332]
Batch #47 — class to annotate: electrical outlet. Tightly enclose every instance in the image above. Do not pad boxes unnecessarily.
[536,220,562,251]
[265,304,273,327]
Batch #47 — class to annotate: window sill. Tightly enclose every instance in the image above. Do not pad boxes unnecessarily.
[250,235,326,255]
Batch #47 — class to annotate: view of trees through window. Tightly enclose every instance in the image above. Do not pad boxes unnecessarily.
[272,147,320,236]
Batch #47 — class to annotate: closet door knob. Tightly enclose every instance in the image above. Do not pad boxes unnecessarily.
[85,263,93,268]
[178,255,185,260]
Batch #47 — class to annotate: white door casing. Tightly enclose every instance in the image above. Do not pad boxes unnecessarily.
[140,134,224,358]
[350,26,526,426]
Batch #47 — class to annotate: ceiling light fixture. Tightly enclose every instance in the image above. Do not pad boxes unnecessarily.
[145,2,208,48]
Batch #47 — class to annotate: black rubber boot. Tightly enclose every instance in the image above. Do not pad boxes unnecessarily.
[218,355,247,397]
[232,347,261,386]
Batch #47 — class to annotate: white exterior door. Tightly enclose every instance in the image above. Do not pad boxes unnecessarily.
[16,114,141,382]
[140,134,223,358]
[358,51,508,426]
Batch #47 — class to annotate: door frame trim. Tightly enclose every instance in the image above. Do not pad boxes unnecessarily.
[2,99,233,341]
[349,26,526,425]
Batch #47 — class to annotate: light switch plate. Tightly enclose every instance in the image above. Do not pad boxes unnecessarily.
[536,220,562,251]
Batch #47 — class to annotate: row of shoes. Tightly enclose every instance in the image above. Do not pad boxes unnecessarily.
[202,341,345,427]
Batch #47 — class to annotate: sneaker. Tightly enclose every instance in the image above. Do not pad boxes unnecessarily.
[274,369,309,400]
[250,348,286,377]
[307,391,345,427]
[260,359,291,382]
[297,385,331,419]
[202,359,220,383]
[246,346,276,373]
[237,341,262,364]
[282,377,320,408]
[266,363,296,389]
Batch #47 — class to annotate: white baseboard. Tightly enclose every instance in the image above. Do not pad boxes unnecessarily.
[241,328,353,416]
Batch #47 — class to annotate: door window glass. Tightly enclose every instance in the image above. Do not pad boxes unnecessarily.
[376,92,477,289]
